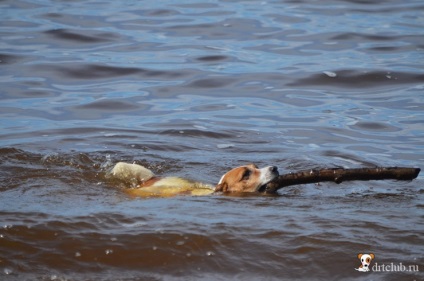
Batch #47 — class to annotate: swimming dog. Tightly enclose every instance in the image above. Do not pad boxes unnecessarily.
[110,162,279,197]
[215,164,279,193]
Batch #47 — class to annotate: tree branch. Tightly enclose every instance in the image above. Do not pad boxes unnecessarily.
[264,167,421,193]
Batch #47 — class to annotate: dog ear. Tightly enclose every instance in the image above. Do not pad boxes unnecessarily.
[357,253,363,259]
[215,182,228,192]
[369,253,375,259]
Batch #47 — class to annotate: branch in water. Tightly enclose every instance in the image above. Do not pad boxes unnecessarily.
[264,167,421,194]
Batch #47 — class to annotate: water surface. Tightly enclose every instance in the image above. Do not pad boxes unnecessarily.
[1,0,423,280]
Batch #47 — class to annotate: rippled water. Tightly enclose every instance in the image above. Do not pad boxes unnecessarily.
[1,0,423,280]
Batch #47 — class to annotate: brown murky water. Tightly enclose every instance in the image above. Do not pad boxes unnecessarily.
[1,0,423,280]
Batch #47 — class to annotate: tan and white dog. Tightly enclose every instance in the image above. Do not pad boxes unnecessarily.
[110,162,279,197]
[355,253,375,272]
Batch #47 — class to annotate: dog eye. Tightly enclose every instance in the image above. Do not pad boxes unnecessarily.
[241,170,251,181]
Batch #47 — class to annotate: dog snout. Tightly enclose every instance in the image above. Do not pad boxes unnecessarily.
[269,166,278,174]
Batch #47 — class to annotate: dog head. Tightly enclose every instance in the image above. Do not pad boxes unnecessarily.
[215,164,279,193]
[357,253,375,269]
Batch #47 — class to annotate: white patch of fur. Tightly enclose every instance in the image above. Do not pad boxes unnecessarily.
[259,166,276,185]
[111,162,155,181]
[218,173,226,185]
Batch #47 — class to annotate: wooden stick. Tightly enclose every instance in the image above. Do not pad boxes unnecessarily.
[264,167,421,193]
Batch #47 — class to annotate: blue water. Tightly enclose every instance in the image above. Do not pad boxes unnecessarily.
[1,0,423,280]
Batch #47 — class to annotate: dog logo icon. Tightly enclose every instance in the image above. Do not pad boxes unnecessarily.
[355,253,375,272]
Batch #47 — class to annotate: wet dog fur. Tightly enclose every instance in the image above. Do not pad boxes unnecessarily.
[111,163,279,197]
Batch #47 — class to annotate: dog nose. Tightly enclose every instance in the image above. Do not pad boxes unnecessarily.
[270,166,278,173]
